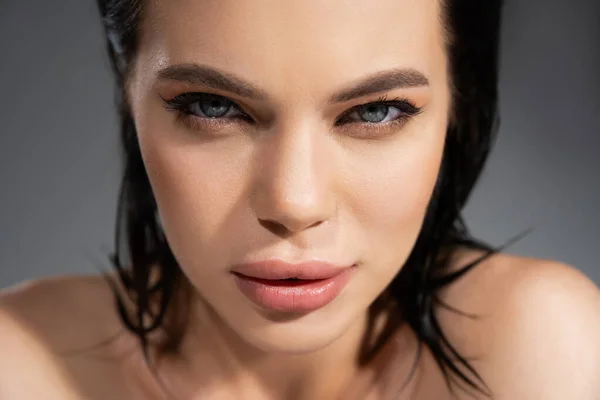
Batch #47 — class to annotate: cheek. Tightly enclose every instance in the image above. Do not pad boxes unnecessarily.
[134,114,253,271]
[346,122,445,269]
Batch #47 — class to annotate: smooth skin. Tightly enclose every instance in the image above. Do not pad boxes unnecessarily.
[1,0,600,399]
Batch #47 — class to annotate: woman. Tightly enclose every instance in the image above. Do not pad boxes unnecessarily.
[1,0,599,399]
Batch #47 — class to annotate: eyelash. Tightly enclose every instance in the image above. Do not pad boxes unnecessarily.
[161,92,422,136]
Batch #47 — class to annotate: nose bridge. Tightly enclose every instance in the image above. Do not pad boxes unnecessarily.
[252,122,334,233]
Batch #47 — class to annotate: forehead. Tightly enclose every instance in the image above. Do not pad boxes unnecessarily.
[136,0,447,100]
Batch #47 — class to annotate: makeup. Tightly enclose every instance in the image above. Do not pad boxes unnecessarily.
[231,260,355,313]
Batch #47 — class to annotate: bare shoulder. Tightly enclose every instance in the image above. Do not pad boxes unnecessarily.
[0,275,139,399]
[436,249,600,399]
[0,275,123,350]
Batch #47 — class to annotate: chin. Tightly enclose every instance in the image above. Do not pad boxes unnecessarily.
[246,327,342,354]
[227,302,365,355]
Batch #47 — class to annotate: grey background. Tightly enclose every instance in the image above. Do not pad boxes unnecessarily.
[0,1,598,289]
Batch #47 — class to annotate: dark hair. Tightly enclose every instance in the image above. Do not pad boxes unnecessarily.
[97,0,504,397]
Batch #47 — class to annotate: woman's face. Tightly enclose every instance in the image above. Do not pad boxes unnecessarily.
[129,0,450,353]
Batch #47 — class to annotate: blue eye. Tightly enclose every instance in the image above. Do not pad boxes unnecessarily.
[193,95,231,118]
[163,93,248,120]
[358,103,389,122]
[337,97,421,126]
[354,103,404,123]
[162,91,422,136]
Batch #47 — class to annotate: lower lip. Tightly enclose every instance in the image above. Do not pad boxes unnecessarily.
[233,268,354,313]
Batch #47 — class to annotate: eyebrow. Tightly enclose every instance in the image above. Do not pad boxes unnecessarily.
[157,63,429,103]
[330,68,429,103]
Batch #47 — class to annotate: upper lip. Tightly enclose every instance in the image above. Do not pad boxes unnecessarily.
[231,260,353,280]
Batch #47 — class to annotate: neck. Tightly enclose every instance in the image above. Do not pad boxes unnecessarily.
[152,294,403,400]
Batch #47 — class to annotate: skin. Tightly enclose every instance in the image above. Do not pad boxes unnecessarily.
[128,0,447,397]
[1,0,600,399]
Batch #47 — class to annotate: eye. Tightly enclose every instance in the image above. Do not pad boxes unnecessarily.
[336,96,421,126]
[354,103,402,123]
[162,92,250,121]
[161,92,421,137]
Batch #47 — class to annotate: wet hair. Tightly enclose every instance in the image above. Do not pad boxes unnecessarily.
[97,0,504,397]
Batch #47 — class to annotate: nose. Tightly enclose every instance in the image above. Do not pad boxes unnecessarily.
[251,125,336,236]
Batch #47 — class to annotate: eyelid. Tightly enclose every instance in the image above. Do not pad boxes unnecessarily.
[162,91,417,115]
[163,92,241,111]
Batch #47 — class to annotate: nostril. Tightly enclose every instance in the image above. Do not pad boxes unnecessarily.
[258,219,289,236]
[258,217,324,237]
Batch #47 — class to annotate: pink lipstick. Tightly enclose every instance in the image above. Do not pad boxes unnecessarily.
[231,260,355,313]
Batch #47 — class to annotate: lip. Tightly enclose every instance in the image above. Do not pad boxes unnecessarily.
[231,260,355,313]
[231,260,352,280]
